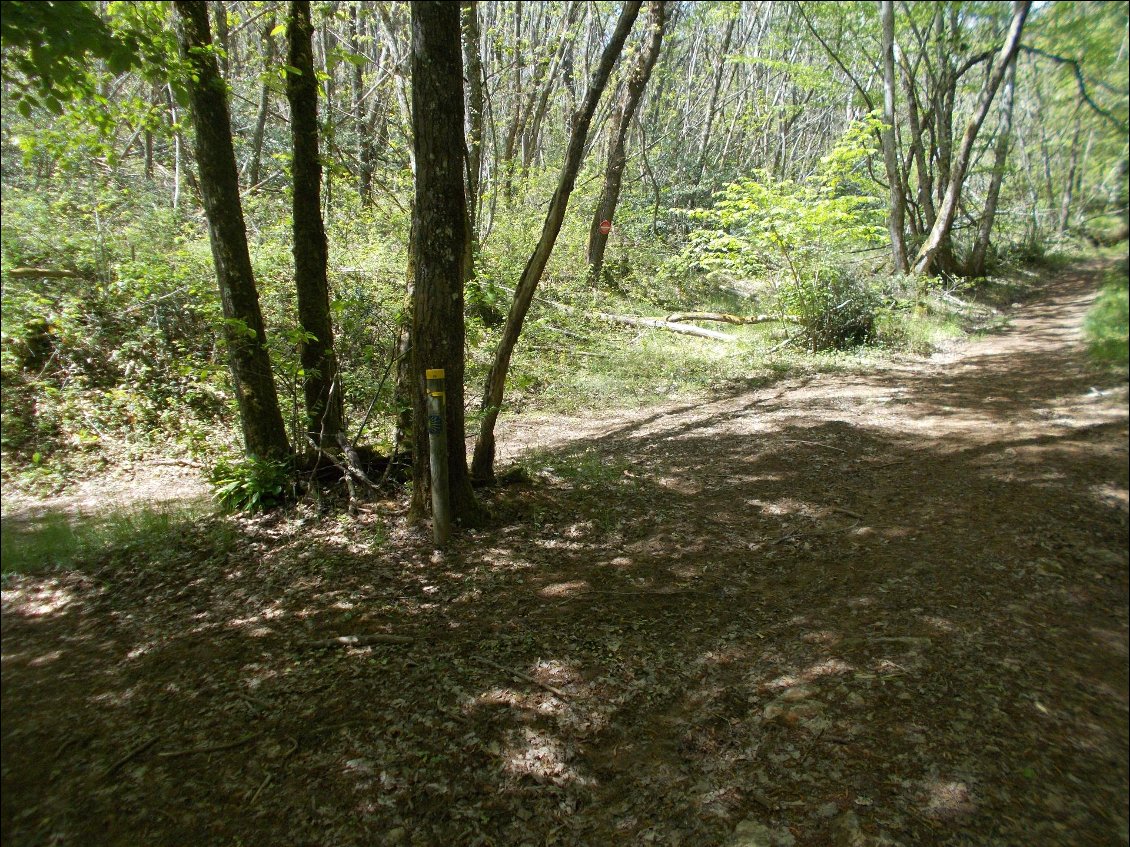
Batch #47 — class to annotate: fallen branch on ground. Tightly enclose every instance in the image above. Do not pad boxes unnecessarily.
[103,735,160,777]
[157,732,260,758]
[597,313,736,342]
[7,267,84,280]
[472,656,571,700]
[303,633,414,648]
[665,311,797,325]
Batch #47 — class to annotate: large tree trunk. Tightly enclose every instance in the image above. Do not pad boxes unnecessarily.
[913,1,1031,275]
[287,0,344,445]
[968,54,1018,277]
[350,2,375,206]
[471,1,642,484]
[879,0,909,274]
[408,1,481,525]
[586,0,667,286]
[173,0,290,459]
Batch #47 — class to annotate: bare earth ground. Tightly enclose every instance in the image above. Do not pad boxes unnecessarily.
[2,262,1127,847]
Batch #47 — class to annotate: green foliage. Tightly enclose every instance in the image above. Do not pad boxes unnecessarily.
[1,183,229,477]
[1084,262,1129,365]
[0,504,216,576]
[778,264,883,352]
[209,454,293,512]
[661,116,886,284]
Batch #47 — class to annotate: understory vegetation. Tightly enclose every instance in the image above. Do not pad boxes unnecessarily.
[1,0,1127,507]
[0,169,1082,498]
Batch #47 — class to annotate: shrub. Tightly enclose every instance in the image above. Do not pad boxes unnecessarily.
[208,455,293,512]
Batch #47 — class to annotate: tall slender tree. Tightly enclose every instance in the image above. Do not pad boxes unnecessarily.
[471,1,642,484]
[287,0,343,444]
[586,0,667,286]
[173,0,289,458]
[913,0,1032,275]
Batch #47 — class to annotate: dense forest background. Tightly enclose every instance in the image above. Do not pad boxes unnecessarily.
[1,0,1127,505]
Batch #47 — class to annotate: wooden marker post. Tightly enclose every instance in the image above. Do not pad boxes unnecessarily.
[426,368,452,547]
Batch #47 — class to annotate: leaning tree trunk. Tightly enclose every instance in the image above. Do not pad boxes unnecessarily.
[173,0,290,459]
[913,0,1031,275]
[408,1,482,525]
[586,0,666,286]
[968,54,1018,277]
[879,0,909,274]
[287,0,344,445]
[471,1,642,484]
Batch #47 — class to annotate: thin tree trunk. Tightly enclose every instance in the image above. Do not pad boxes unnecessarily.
[287,0,344,444]
[350,3,375,205]
[879,0,909,273]
[586,0,667,285]
[248,14,275,190]
[1058,111,1083,234]
[968,54,1017,277]
[408,1,481,525]
[462,0,485,232]
[471,1,642,484]
[173,0,290,459]
[913,1,1031,275]
[692,14,735,187]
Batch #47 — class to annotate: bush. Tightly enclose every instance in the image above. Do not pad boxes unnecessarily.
[778,264,882,352]
[1084,261,1129,365]
[209,455,293,512]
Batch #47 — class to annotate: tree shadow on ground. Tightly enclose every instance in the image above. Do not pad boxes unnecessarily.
[2,267,1127,847]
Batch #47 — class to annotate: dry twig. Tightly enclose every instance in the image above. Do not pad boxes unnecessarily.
[472,656,571,701]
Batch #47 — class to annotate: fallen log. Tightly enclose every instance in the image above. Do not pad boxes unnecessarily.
[7,267,84,280]
[664,311,795,325]
[597,312,736,342]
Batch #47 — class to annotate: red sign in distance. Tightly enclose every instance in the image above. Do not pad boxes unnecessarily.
[599,219,612,235]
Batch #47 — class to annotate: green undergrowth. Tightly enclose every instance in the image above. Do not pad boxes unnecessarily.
[0,503,219,577]
[1084,258,1129,367]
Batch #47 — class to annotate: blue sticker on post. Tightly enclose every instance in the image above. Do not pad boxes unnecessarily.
[428,414,443,435]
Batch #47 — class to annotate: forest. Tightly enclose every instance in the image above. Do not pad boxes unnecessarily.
[1,2,1128,846]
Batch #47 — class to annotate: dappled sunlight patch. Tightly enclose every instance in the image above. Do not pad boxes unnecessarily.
[498,727,592,787]
[923,778,977,819]
[2,579,83,617]
[90,686,136,709]
[539,580,590,598]
[1090,482,1129,512]
[802,629,841,646]
[28,648,65,666]
[921,615,958,633]
[699,644,753,666]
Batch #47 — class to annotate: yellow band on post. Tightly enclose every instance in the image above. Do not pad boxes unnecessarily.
[426,368,445,380]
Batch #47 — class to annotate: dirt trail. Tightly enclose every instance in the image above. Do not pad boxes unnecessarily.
[2,262,1127,847]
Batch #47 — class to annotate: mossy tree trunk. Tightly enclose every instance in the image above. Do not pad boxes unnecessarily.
[173,0,290,459]
[287,0,344,445]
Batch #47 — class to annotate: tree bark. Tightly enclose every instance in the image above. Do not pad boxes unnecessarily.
[461,0,485,232]
[968,54,1017,277]
[173,0,290,459]
[287,0,344,444]
[879,0,909,274]
[247,14,275,190]
[471,1,642,485]
[586,0,667,286]
[913,1,1031,275]
[408,1,481,525]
